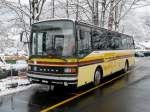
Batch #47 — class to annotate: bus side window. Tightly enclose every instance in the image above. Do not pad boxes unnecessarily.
[126,36,134,49]
[131,38,135,49]
[128,37,134,49]
[78,28,91,57]
[92,30,100,49]
[122,36,128,49]
[110,37,121,50]
[114,38,119,49]
[114,35,122,50]
[108,33,117,50]
[92,29,108,50]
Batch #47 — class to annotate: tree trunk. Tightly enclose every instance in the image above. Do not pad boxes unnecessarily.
[108,0,114,30]
[100,0,107,28]
[92,0,99,26]
[66,0,69,18]
[114,0,119,31]
[118,0,124,32]
[76,0,79,20]
[32,0,39,22]
[51,0,55,19]
[30,0,46,23]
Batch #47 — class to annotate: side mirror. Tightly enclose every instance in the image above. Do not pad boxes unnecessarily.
[79,30,85,40]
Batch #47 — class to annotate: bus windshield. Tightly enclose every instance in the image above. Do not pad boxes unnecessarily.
[31,20,75,58]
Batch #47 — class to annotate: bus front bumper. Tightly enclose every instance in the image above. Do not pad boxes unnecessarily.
[27,73,78,86]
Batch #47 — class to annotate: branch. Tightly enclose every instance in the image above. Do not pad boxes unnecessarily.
[35,0,46,20]
[118,0,139,22]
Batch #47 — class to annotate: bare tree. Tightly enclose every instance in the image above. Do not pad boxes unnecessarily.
[50,0,55,18]
[100,0,107,27]
[29,0,46,22]
[114,0,120,31]
[75,0,79,20]
[0,0,149,36]
[117,0,147,31]
[108,0,114,30]
[92,0,99,25]
[66,0,69,18]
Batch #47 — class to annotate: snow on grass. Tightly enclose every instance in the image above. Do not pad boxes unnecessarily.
[0,76,35,96]
[0,84,33,97]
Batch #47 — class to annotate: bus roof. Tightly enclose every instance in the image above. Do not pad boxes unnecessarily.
[33,19,133,38]
[76,21,133,38]
[32,18,76,24]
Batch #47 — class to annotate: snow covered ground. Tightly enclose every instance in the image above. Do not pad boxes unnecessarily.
[0,76,33,96]
[0,75,50,97]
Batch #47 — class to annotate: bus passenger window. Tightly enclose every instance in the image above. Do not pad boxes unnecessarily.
[92,30,109,50]
[122,36,128,49]
[78,29,91,57]
[127,37,134,49]
[131,38,135,49]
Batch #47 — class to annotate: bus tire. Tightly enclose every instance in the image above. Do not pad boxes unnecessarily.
[123,61,129,73]
[93,68,102,86]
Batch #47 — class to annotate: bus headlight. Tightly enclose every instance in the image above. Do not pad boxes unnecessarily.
[64,68,77,74]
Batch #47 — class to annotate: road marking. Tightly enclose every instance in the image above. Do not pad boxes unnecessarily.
[41,68,137,112]
[69,93,80,95]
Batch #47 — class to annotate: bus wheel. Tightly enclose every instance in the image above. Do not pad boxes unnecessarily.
[93,68,102,86]
[123,61,129,73]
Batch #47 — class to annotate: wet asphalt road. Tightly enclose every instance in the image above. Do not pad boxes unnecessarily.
[0,58,150,112]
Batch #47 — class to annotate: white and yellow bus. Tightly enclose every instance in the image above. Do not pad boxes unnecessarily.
[27,19,135,88]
